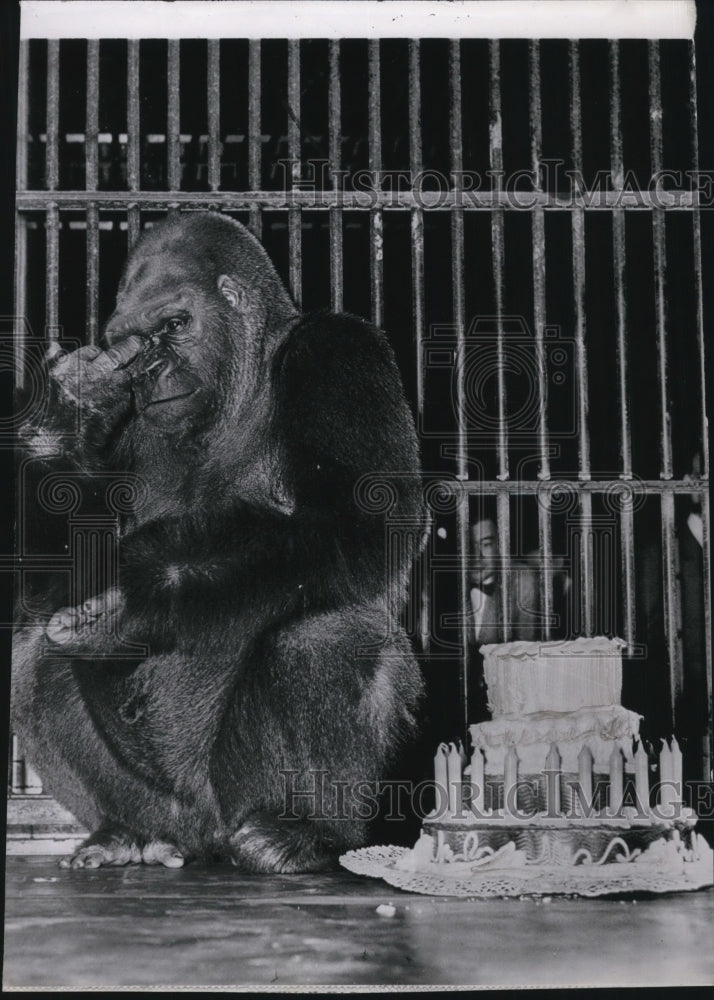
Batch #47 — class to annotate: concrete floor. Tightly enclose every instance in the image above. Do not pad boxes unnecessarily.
[3,856,713,989]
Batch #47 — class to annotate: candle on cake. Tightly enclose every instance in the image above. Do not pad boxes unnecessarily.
[447,743,462,815]
[434,743,449,816]
[470,746,485,814]
[608,746,624,815]
[503,746,518,816]
[634,740,649,814]
[577,744,593,815]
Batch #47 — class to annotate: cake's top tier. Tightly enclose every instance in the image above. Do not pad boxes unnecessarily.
[480,637,626,717]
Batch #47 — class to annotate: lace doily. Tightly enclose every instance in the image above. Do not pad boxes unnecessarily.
[340,834,714,898]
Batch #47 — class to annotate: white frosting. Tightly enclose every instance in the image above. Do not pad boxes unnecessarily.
[480,637,626,716]
[470,704,642,773]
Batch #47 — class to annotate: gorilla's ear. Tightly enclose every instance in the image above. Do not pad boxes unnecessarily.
[217,274,243,310]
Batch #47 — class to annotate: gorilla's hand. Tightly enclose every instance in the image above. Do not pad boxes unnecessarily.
[48,336,144,423]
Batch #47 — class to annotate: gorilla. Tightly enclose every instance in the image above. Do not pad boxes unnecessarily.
[12,212,426,872]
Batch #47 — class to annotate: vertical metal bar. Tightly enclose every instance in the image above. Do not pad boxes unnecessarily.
[368,40,383,329]
[689,38,712,779]
[11,736,25,795]
[610,40,636,651]
[14,40,29,390]
[46,40,59,192]
[328,40,343,313]
[529,40,553,639]
[167,40,181,193]
[409,39,430,655]
[661,492,683,729]
[489,40,511,640]
[649,41,683,732]
[450,40,469,735]
[570,40,593,635]
[489,41,508,484]
[287,39,302,306]
[46,204,59,339]
[45,42,60,339]
[207,39,221,193]
[409,40,425,419]
[85,40,99,193]
[86,40,99,345]
[699,491,712,780]
[126,39,140,248]
[248,40,262,240]
[649,42,673,482]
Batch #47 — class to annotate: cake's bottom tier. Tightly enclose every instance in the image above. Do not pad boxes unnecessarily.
[421,815,694,866]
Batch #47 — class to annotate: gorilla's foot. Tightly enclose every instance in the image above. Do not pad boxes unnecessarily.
[59,827,142,869]
[227,812,345,873]
[46,588,123,648]
[142,840,185,868]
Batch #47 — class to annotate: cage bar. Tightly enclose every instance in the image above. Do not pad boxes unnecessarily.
[85,41,99,192]
[689,39,712,779]
[648,42,673,483]
[488,40,511,641]
[14,40,29,390]
[46,40,59,192]
[15,189,700,212]
[207,40,220,193]
[409,39,430,655]
[649,41,684,734]
[46,203,59,337]
[167,40,181,195]
[248,39,262,239]
[328,40,343,313]
[85,41,100,345]
[529,40,554,640]
[450,40,470,732]
[661,492,684,727]
[126,39,140,247]
[569,40,593,636]
[287,39,302,306]
[368,40,384,329]
[609,40,636,650]
[408,39,425,419]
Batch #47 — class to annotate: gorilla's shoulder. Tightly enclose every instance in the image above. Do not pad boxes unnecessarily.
[277,309,396,371]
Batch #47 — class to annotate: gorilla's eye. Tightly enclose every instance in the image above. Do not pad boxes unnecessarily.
[162,316,187,335]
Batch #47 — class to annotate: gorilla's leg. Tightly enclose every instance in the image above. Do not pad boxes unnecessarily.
[221,608,422,873]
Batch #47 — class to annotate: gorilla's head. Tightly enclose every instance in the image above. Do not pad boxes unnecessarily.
[104,213,298,432]
[105,213,300,515]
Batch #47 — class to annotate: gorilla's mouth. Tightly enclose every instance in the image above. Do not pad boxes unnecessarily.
[143,388,198,408]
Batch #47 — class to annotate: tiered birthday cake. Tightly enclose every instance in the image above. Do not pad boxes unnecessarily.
[342,637,713,897]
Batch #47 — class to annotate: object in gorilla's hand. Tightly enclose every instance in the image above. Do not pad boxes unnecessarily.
[12,212,426,873]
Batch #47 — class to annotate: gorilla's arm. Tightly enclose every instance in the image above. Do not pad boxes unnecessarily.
[275,311,425,529]
[17,337,144,472]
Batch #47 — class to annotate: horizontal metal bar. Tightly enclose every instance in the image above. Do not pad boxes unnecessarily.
[436,479,710,495]
[16,190,704,212]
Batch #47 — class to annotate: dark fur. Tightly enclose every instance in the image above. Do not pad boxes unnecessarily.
[12,213,426,871]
